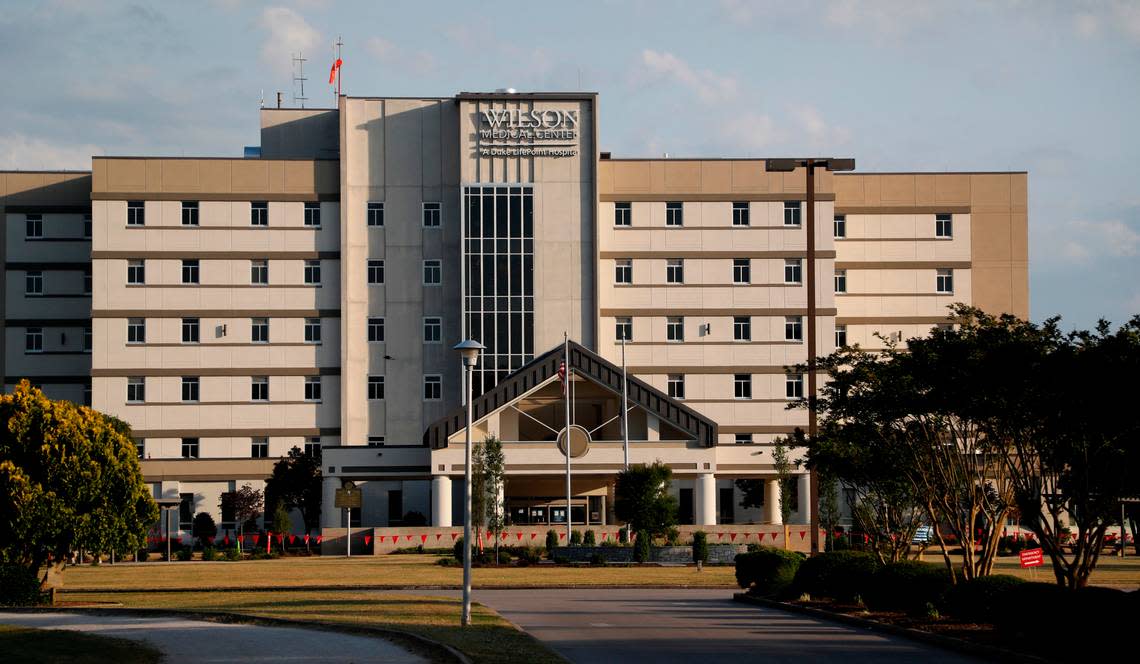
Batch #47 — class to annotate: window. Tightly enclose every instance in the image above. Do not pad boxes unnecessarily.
[304,376,321,402]
[786,373,804,399]
[251,437,268,458]
[304,318,321,344]
[251,317,269,343]
[733,258,751,284]
[250,259,268,285]
[127,201,145,226]
[179,492,195,527]
[784,258,802,284]
[936,268,954,294]
[615,259,632,284]
[251,376,269,402]
[666,316,684,342]
[181,376,200,402]
[127,259,145,285]
[304,437,321,456]
[83,268,92,295]
[181,317,199,343]
[666,259,684,284]
[368,375,385,400]
[25,213,42,239]
[181,438,199,459]
[665,201,683,226]
[783,201,801,226]
[732,202,749,227]
[83,213,92,239]
[25,327,43,353]
[25,270,42,296]
[834,214,846,238]
[367,259,384,285]
[423,317,442,344]
[127,377,145,403]
[83,382,92,407]
[423,259,442,285]
[366,436,384,447]
[614,202,631,226]
[785,316,803,341]
[181,259,199,284]
[733,316,751,341]
[936,213,953,238]
[667,374,685,399]
[422,202,441,228]
[734,374,752,399]
[83,326,92,353]
[135,439,145,459]
[368,317,385,343]
[251,201,268,226]
[367,201,384,227]
[181,201,199,226]
[423,375,442,400]
[127,318,146,344]
[735,433,753,445]
[834,269,847,294]
[304,259,321,285]
[304,202,321,227]
[835,324,848,348]
[615,317,632,342]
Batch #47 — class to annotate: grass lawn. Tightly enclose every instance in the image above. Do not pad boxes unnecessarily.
[0,624,162,664]
[990,555,1140,587]
[63,591,562,664]
[62,554,739,591]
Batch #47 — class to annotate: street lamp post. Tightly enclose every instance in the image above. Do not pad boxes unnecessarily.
[454,339,484,627]
[764,157,854,556]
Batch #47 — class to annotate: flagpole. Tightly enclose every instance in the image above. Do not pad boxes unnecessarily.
[621,337,630,543]
[564,332,572,544]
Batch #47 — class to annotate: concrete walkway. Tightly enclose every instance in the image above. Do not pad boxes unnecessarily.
[0,612,426,664]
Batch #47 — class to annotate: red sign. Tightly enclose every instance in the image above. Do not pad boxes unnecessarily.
[1019,548,1044,568]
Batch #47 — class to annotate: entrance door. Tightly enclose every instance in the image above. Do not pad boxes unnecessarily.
[387,489,403,526]
[719,487,735,524]
[678,488,694,525]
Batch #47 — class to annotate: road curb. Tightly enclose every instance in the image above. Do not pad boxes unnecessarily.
[732,593,1051,663]
[62,583,737,594]
[1,606,470,664]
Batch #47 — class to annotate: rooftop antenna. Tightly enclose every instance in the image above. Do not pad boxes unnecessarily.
[332,35,343,106]
[259,89,264,108]
[292,52,309,108]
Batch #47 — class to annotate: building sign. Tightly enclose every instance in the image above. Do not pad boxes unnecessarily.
[478,108,579,158]
[1019,547,1044,568]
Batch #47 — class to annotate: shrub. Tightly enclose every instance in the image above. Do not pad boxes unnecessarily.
[174,548,192,562]
[692,531,709,564]
[590,553,607,566]
[453,537,467,562]
[545,530,559,555]
[201,546,218,562]
[192,512,217,548]
[865,560,951,614]
[618,528,629,544]
[224,548,242,561]
[735,546,804,597]
[517,547,541,564]
[570,530,582,546]
[0,565,44,606]
[135,549,149,562]
[583,530,596,546]
[634,530,651,563]
[665,527,681,546]
[941,574,1026,623]
[792,551,880,603]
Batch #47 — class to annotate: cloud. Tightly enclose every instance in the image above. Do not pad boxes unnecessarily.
[0,133,101,170]
[1074,13,1099,37]
[638,49,738,104]
[1057,219,1140,263]
[823,0,938,35]
[365,36,437,76]
[718,112,780,152]
[789,104,851,149]
[258,6,321,78]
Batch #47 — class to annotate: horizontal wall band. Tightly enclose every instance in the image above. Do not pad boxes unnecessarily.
[679,398,793,404]
[92,251,339,259]
[7,262,91,270]
[4,375,90,385]
[340,466,431,474]
[837,292,957,298]
[835,205,970,215]
[600,308,838,317]
[91,192,339,202]
[4,205,91,213]
[132,401,320,406]
[718,425,802,434]
[834,261,971,270]
[609,341,803,347]
[600,251,835,259]
[22,237,90,243]
[836,316,953,325]
[601,193,836,203]
[612,225,806,231]
[614,283,789,289]
[124,284,323,289]
[92,367,340,377]
[92,309,341,318]
[24,294,91,299]
[132,342,321,348]
[122,225,321,231]
[837,237,957,242]
[19,350,90,356]
[716,463,778,472]
[628,366,803,374]
[133,426,341,438]
[3,319,92,326]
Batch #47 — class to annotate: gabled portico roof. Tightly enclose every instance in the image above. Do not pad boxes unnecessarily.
[424,340,718,449]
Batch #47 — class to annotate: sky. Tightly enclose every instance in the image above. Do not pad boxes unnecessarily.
[1,0,1137,329]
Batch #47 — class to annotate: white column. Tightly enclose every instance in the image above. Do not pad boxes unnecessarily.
[432,475,453,527]
[321,477,339,529]
[695,473,717,526]
[766,479,782,525]
[797,473,811,524]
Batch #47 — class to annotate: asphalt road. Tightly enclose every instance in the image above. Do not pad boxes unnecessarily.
[0,612,426,664]
[401,588,981,664]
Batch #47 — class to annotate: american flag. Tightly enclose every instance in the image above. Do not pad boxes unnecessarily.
[558,359,567,395]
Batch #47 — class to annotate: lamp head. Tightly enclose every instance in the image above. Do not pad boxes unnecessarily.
[453,339,485,367]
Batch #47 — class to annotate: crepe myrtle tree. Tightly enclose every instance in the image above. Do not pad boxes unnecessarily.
[265,445,322,546]
[615,461,678,540]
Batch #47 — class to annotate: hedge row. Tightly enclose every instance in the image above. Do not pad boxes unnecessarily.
[734,546,805,597]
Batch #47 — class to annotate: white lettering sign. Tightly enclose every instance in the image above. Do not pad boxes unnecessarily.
[477,108,579,158]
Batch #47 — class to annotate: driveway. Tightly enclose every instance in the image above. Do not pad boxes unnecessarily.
[396,588,980,664]
[0,612,426,664]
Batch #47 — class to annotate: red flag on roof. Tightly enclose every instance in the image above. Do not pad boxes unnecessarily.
[328,58,342,85]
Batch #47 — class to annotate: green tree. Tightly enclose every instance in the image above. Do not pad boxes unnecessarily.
[264,446,321,540]
[614,461,677,538]
[816,471,842,553]
[771,438,797,525]
[221,483,263,544]
[0,382,157,587]
[191,512,217,549]
[269,501,292,551]
[479,436,506,563]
